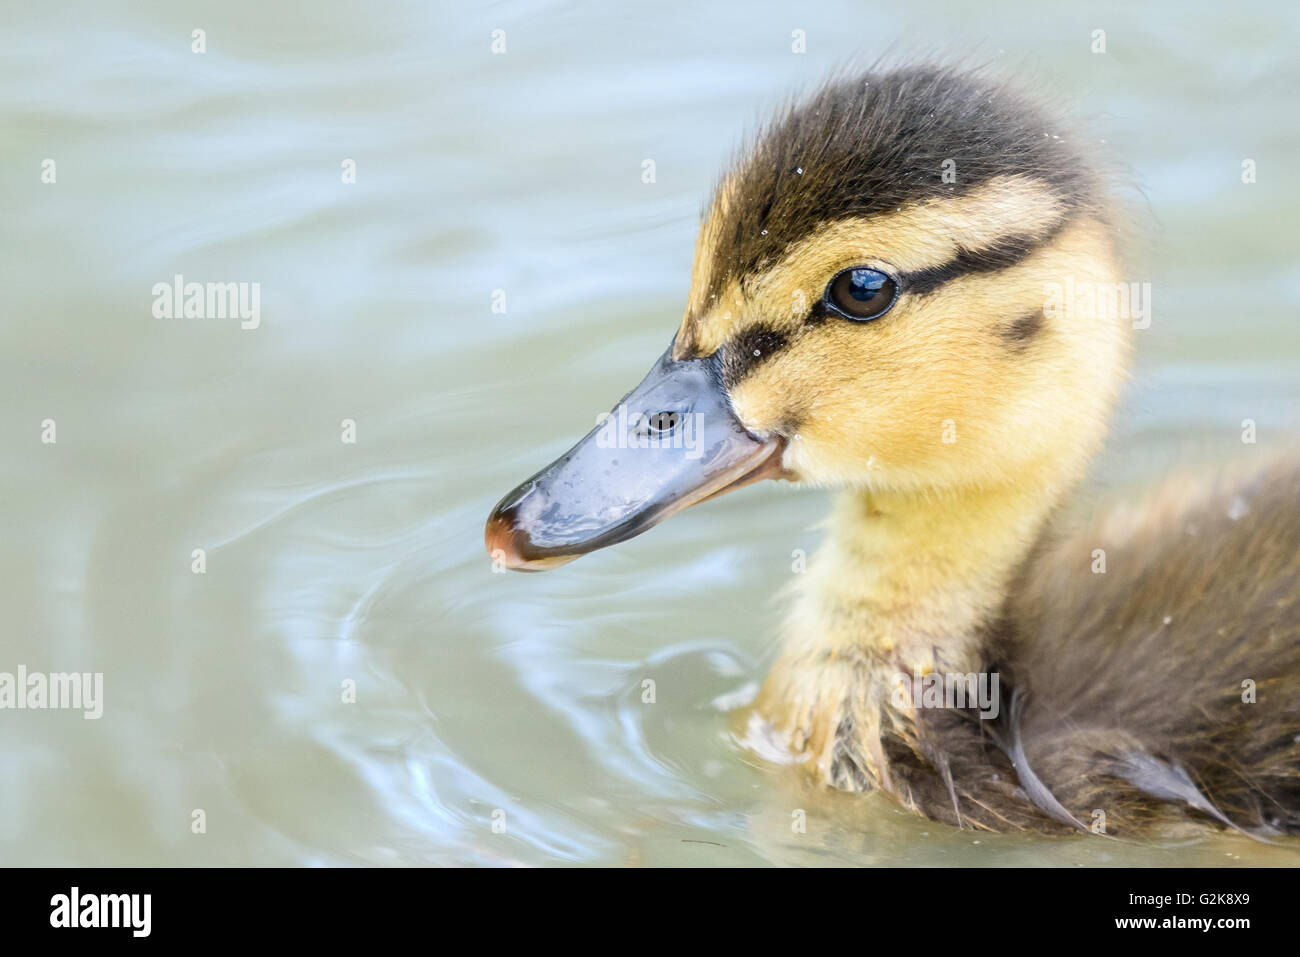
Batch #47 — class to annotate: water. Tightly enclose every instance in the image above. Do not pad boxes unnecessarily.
[2,0,1298,866]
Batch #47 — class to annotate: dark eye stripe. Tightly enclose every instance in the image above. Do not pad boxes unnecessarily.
[720,325,791,388]
[713,219,1065,384]
[900,221,1065,295]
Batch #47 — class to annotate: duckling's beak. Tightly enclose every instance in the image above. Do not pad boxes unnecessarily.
[486,344,787,571]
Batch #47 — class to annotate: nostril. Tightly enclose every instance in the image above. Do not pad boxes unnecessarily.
[646,411,682,436]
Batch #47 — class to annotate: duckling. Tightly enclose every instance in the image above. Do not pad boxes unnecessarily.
[486,66,1300,837]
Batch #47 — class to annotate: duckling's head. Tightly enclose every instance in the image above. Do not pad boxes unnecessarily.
[488,66,1132,569]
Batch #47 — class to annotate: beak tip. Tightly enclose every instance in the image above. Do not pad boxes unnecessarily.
[485,510,525,569]
[485,508,577,572]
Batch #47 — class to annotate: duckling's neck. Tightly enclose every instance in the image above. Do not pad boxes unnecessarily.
[754,475,1065,768]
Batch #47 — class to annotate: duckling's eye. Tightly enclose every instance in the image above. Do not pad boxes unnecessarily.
[826,267,897,321]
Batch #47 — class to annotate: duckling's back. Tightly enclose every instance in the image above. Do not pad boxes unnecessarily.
[1001,456,1300,835]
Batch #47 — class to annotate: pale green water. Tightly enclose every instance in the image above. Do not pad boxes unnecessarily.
[1,0,1298,866]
